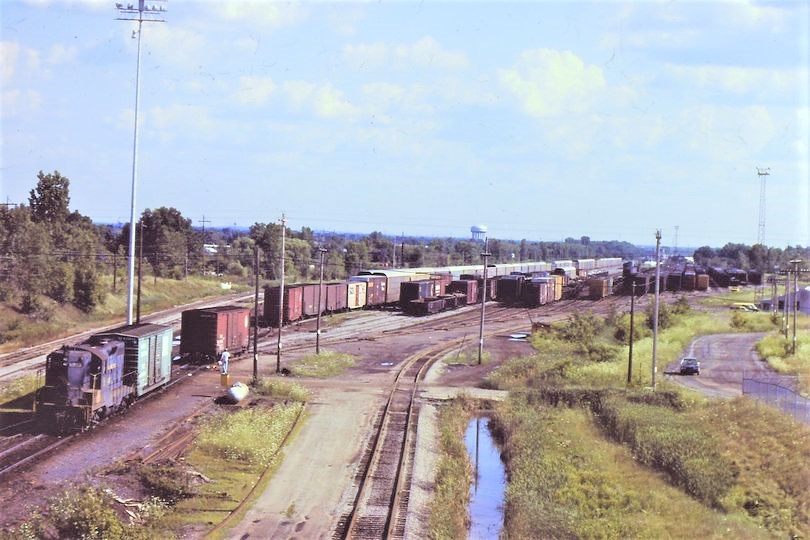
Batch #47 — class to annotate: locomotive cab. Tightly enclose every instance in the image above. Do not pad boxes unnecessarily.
[36,340,131,432]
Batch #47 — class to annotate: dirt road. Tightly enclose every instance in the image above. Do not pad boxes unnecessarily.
[664,333,771,398]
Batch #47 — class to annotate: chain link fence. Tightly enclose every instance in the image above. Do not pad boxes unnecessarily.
[742,374,809,424]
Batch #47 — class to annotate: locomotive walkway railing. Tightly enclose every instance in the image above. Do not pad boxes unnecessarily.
[742,373,809,425]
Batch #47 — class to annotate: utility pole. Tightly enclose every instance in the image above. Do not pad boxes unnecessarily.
[117,0,166,326]
[627,281,637,385]
[276,213,287,374]
[253,246,259,383]
[199,215,210,275]
[756,167,770,245]
[652,229,662,389]
[136,221,144,324]
[790,259,802,355]
[112,253,118,292]
[782,268,790,339]
[316,247,328,355]
[478,238,491,365]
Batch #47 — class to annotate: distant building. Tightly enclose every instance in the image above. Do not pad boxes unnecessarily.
[768,286,810,315]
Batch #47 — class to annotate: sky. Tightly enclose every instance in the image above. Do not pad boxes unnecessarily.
[1,0,808,249]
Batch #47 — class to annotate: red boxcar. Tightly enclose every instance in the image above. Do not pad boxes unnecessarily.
[263,285,304,327]
[325,282,348,312]
[300,283,326,317]
[180,306,250,361]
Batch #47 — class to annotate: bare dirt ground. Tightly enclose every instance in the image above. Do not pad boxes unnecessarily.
[664,332,771,398]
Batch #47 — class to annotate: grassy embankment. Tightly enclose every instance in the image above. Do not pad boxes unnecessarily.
[0,274,249,353]
[430,296,809,538]
[428,396,477,539]
[2,379,308,539]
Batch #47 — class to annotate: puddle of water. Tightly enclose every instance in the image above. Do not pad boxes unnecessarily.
[464,416,505,540]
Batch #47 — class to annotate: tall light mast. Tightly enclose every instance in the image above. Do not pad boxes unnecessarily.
[116,0,167,325]
[756,167,770,245]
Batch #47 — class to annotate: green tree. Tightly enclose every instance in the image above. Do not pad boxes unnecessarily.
[138,207,194,279]
[344,241,369,275]
[28,170,70,224]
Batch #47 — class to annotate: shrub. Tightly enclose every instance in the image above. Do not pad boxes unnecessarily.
[45,486,127,539]
[137,463,195,502]
[598,397,737,506]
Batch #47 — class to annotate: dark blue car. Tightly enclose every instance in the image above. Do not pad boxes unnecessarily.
[679,357,701,375]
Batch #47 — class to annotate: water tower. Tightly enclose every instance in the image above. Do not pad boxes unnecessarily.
[471,224,488,242]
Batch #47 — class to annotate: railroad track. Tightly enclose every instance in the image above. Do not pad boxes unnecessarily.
[334,339,462,539]
[0,432,71,479]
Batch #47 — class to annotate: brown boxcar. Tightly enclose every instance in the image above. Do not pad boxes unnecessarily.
[695,274,710,291]
[263,285,304,327]
[521,280,549,307]
[325,282,348,312]
[180,306,250,361]
[447,279,478,305]
[300,283,326,317]
[497,275,524,304]
[587,278,610,300]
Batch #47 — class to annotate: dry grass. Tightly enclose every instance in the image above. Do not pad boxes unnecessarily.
[289,350,355,378]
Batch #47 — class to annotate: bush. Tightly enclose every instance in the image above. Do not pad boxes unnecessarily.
[137,463,195,502]
[598,397,738,506]
[645,301,674,330]
[43,486,126,539]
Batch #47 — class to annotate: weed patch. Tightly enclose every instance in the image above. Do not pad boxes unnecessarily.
[252,377,310,402]
[289,350,355,378]
[429,396,475,539]
[195,403,303,466]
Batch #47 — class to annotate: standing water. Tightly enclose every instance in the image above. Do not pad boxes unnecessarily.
[464,416,506,539]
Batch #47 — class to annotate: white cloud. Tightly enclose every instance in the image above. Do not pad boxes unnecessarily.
[209,2,309,30]
[0,42,42,82]
[395,37,469,70]
[727,0,791,30]
[146,104,217,141]
[343,42,389,69]
[140,24,205,68]
[235,76,276,105]
[1,89,42,117]
[343,36,469,70]
[498,49,606,118]
[283,80,359,120]
[23,0,108,11]
[665,64,804,96]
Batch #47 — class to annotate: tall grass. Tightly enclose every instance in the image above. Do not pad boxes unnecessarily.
[252,377,310,402]
[289,350,355,378]
[756,331,810,390]
[493,396,762,539]
[428,397,475,539]
[195,403,302,467]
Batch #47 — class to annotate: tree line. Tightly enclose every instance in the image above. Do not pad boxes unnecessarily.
[4,170,804,318]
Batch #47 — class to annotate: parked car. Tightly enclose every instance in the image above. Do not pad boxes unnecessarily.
[679,357,701,375]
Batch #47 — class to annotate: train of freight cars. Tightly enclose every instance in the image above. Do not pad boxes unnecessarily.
[620,262,763,296]
[263,258,624,324]
[35,323,173,432]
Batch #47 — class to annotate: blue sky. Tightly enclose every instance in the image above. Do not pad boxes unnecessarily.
[1,0,808,248]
